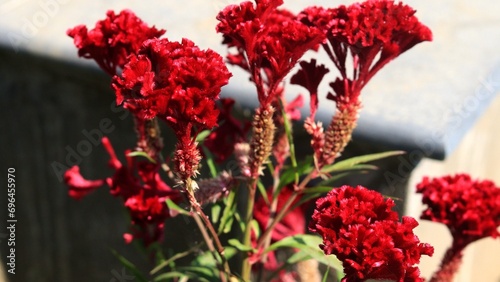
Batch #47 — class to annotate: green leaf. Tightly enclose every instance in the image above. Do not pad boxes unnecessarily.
[192,247,238,266]
[250,219,261,238]
[127,151,156,164]
[110,249,149,282]
[165,198,190,216]
[201,146,218,178]
[257,180,270,205]
[321,151,404,174]
[322,266,330,282]
[277,156,313,191]
[153,271,191,281]
[211,204,222,224]
[228,239,255,252]
[265,234,343,271]
[196,130,212,142]
[218,189,237,234]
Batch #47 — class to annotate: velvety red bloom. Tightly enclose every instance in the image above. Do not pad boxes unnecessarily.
[203,98,250,163]
[416,174,500,249]
[217,0,324,106]
[290,59,329,119]
[112,38,231,131]
[67,10,165,76]
[310,186,433,282]
[63,137,182,246]
[64,166,105,200]
[299,0,432,103]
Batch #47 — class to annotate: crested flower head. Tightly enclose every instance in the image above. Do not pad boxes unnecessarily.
[112,38,232,132]
[416,173,500,249]
[217,0,324,106]
[310,185,433,282]
[67,9,165,76]
[299,0,432,102]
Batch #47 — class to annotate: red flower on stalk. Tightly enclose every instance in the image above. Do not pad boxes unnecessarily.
[112,38,231,129]
[217,0,324,106]
[67,10,165,76]
[299,0,432,104]
[112,38,231,180]
[64,137,182,245]
[309,186,433,282]
[416,174,500,249]
[294,0,432,169]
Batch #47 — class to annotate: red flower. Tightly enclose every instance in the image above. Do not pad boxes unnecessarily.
[112,38,231,131]
[217,0,324,106]
[203,98,250,163]
[416,174,500,249]
[310,186,433,282]
[67,10,165,76]
[64,166,105,200]
[63,137,182,246]
[299,0,432,103]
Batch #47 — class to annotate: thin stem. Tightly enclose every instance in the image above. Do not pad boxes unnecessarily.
[256,172,315,250]
[185,178,231,281]
[241,179,258,281]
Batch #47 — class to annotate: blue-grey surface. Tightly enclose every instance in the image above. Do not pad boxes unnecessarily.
[1,0,499,160]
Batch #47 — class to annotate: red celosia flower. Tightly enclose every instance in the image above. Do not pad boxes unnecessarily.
[299,0,432,103]
[217,0,324,106]
[67,10,165,76]
[112,37,231,180]
[203,98,250,163]
[63,137,182,246]
[310,185,433,282]
[112,38,231,130]
[295,1,432,169]
[64,166,105,200]
[416,174,500,249]
[290,59,329,119]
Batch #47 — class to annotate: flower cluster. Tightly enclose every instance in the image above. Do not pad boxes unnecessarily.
[417,174,500,249]
[309,186,433,281]
[293,0,432,169]
[216,0,324,106]
[64,137,182,245]
[112,38,231,181]
[67,10,165,76]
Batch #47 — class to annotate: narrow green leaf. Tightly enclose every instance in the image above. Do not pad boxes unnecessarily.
[127,151,156,164]
[166,198,190,216]
[211,204,222,224]
[257,180,270,205]
[201,146,218,178]
[196,130,211,142]
[110,249,149,282]
[266,235,343,273]
[277,156,313,191]
[250,219,261,238]
[322,266,330,282]
[321,151,404,174]
[153,271,191,281]
[218,189,237,234]
[228,239,255,252]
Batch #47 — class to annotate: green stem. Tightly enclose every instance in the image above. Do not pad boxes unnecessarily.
[256,172,315,250]
[241,179,258,281]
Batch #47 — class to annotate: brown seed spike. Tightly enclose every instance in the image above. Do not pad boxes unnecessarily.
[248,105,276,178]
